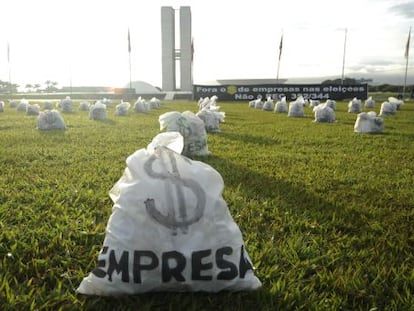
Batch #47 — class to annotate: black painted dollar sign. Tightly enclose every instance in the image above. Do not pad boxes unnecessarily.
[143,146,206,235]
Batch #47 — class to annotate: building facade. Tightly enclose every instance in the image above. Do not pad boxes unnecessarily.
[161,6,192,92]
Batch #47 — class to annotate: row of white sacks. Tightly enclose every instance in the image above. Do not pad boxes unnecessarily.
[249,95,404,121]
[249,96,393,133]
[0,96,162,116]
[34,96,226,156]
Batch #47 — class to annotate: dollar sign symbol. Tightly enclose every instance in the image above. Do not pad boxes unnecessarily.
[143,147,206,235]
[177,116,192,138]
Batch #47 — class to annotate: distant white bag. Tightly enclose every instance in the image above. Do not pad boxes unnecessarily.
[17,99,29,112]
[313,104,335,123]
[43,101,54,110]
[37,109,66,130]
[134,97,148,113]
[274,97,288,113]
[102,98,113,107]
[159,111,210,157]
[196,109,224,133]
[388,97,403,110]
[348,98,362,113]
[354,112,383,133]
[309,100,320,108]
[79,101,90,111]
[89,101,107,120]
[379,101,397,116]
[325,99,336,111]
[149,97,161,109]
[115,101,130,116]
[76,132,261,296]
[60,96,73,113]
[254,99,263,110]
[364,96,375,108]
[262,97,274,111]
[288,101,304,117]
[26,104,40,116]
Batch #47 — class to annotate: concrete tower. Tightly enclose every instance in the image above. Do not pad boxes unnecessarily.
[161,6,176,92]
[161,6,192,92]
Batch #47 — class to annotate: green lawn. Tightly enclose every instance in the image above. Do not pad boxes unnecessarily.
[0,99,413,310]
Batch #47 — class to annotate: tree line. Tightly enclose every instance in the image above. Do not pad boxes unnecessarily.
[0,80,59,93]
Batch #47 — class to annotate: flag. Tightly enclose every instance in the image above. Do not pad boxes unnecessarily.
[128,28,131,53]
[278,34,283,61]
[405,28,411,59]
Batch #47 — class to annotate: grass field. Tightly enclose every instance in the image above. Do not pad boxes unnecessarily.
[0,99,413,310]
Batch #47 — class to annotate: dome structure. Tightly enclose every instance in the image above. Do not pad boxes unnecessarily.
[125,81,161,94]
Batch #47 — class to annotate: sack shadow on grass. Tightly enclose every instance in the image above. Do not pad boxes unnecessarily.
[218,132,282,146]
[37,129,66,136]
[81,290,277,310]
[90,118,118,126]
[200,154,369,236]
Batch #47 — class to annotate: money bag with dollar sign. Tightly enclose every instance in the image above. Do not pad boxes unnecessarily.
[77,132,261,296]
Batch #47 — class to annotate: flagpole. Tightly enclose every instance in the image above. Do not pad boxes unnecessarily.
[128,28,132,91]
[341,28,347,85]
[403,27,411,99]
[7,42,12,95]
[129,52,132,90]
[276,31,283,81]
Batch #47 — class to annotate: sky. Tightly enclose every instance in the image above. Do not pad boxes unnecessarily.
[1,0,413,90]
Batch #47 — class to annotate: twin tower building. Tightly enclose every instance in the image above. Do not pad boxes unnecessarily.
[161,6,193,92]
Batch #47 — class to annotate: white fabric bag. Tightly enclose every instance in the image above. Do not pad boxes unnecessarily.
[354,112,383,133]
[159,111,210,157]
[37,109,66,130]
[89,101,107,120]
[77,132,261,296]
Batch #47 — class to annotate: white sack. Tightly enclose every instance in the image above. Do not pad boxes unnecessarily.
[364,96,375,108]
[254,99,263,110]
[388,97,403,110]
[348,98,362,113]
[159,111,210,157]
[134,97,148,113]
[354,111,383,133]
[288,101,305,117]
[17,99,29,112]
[262,98,274,111]
[274,97,288,113]
[79,102,90,111]
[115,101,131,116]
[43,101,54,110]
[26,104,40,116]
[313,104,335,123]
[196,109,224,133]
[37,109,66,130]
[325,99,336,111]
[150,97,161,109]
[89,101,107,120]
[379,101,397,116]
[102,98,112,107]
[309,100,320,108]
[60,96,73,113]
[76,132,261,296]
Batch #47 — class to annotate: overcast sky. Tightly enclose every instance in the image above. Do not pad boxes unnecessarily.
[1,0,413,89]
